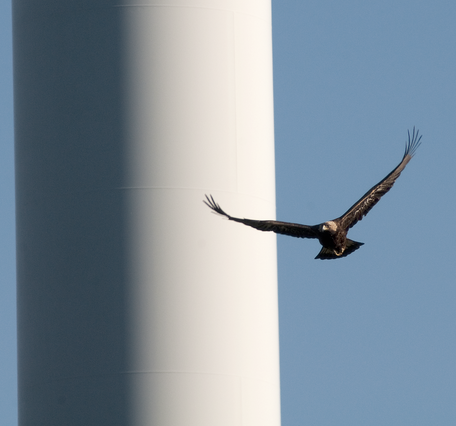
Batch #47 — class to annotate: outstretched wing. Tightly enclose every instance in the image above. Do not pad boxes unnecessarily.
[204,194,319,239]
[338,127,422,230]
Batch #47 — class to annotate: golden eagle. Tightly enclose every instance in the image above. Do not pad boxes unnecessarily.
[204,128,422,260]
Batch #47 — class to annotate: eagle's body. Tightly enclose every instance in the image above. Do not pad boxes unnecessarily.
[204,128,422,260]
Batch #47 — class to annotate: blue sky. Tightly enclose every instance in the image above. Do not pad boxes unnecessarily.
[1,1,16,424]
[1,1,456,425]
[273,1,456,425]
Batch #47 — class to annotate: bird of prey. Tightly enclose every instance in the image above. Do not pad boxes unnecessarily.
[204,128,422,260]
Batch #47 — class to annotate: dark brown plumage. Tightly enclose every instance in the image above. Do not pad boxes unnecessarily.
[204,128,422,260]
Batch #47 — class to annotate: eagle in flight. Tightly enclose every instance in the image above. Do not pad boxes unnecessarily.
[204,128,422,260]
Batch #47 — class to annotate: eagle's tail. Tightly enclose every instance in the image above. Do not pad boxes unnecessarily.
[315,239,364,260]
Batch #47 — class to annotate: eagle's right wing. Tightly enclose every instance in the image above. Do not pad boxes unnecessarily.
[338,128,421,231]
[204,195,319,239]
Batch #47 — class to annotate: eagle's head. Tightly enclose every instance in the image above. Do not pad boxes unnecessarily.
[321,221,337,233]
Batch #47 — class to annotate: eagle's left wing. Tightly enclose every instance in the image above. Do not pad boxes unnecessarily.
[204,195,319,239]
[338,128,421,231]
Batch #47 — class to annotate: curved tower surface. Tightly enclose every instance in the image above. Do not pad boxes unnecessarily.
[13,1,279,424]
